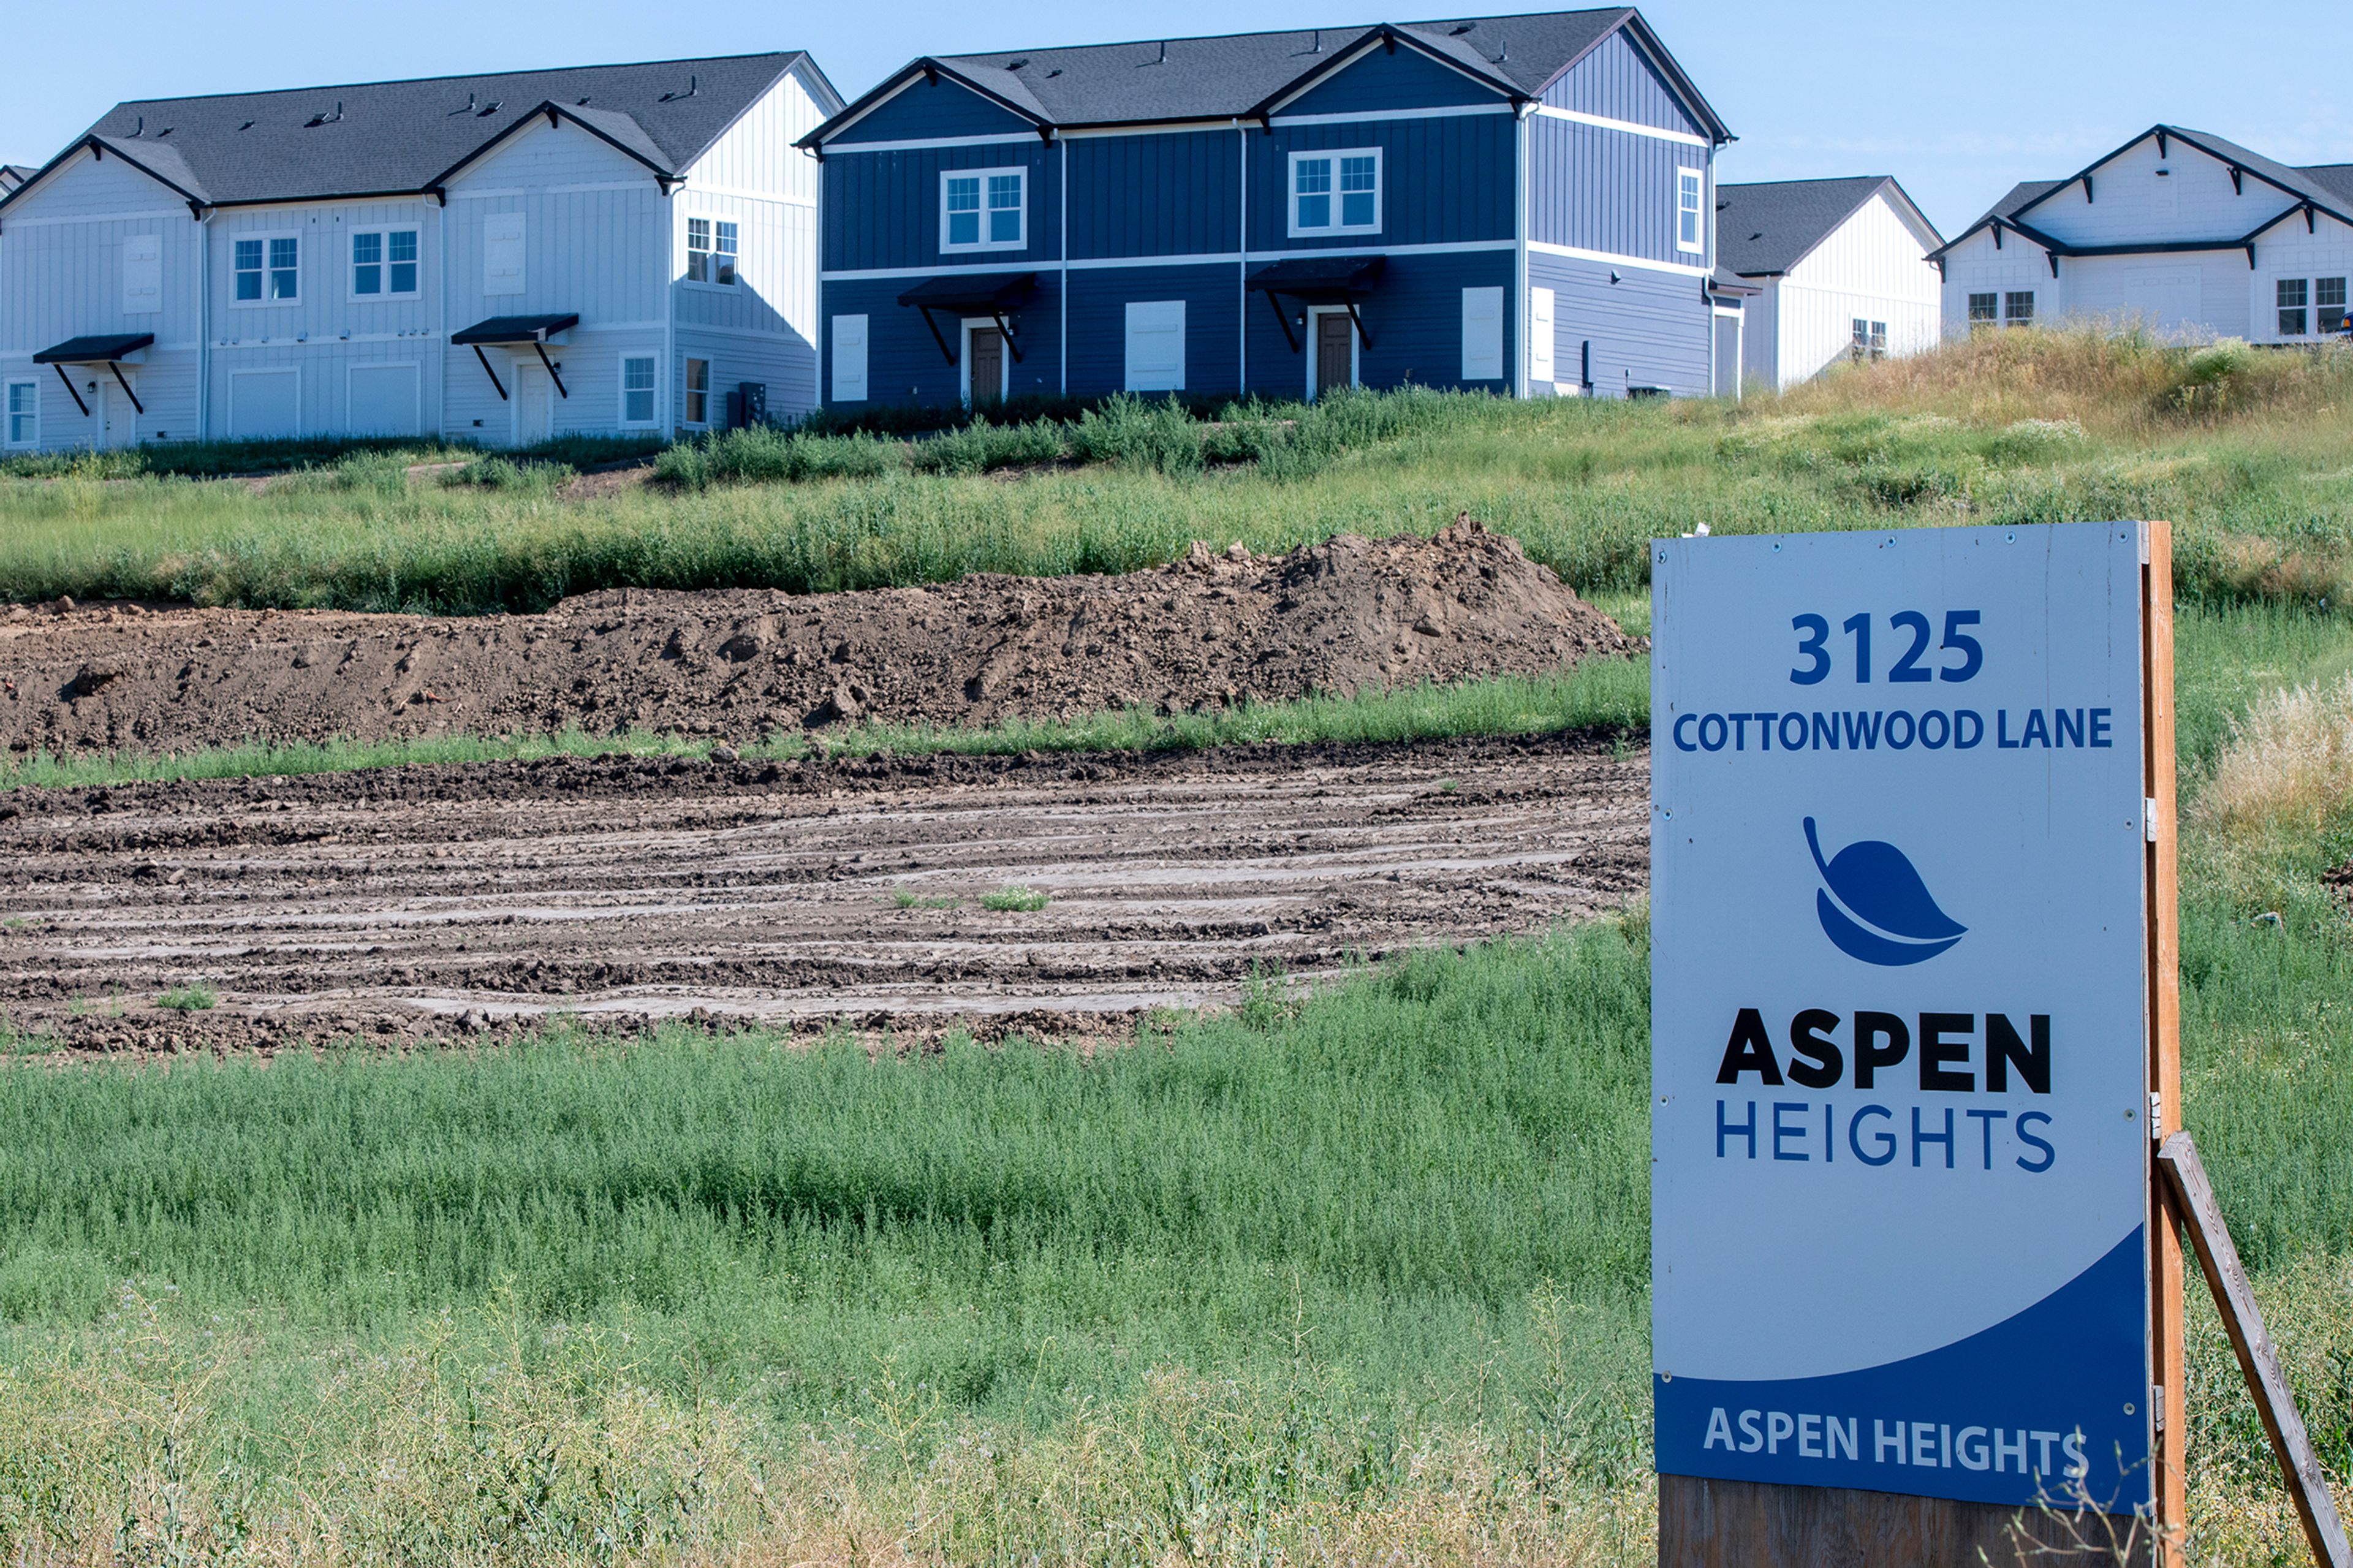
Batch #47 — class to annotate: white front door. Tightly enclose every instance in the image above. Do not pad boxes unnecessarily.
[512,362,555,447]
[97,372,137,449]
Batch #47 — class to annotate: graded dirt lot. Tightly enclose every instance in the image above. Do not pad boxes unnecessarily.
[0,731,1646,1051]
[0,518,1632,755]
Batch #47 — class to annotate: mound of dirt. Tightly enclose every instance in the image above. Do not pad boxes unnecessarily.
[0,517,1632,754]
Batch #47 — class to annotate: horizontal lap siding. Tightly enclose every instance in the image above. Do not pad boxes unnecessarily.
[1531,250,1707,396]
[1067,133,1238,260]
[1065,263,1238,396]
[675,327,812,424]
[1529,116,1706,266]
[1281,45,1508,114]
[828,77,1036,143]
[1248,114,1514,251]
[1243,249,1512,397]
[10,355,199,451]
[823,142,1059,273]
[824,274,1063,409]
[1541,29,1702,137]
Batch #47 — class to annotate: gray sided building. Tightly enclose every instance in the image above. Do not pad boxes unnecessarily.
[803,7,1737,411]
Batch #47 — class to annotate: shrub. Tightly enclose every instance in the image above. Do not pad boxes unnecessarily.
[156,985,216,1012]
[979,885,1051,912]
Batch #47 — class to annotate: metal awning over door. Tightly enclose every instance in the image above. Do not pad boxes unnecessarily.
[1246,256,1385,353]
[450,314,580,401]
[895,273,1036,365]
[31,333,154,416]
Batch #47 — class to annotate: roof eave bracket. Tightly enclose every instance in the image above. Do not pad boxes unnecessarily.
[2229,165,2243,195]
[2082,173,2093,204]
[2047,250,2059,279]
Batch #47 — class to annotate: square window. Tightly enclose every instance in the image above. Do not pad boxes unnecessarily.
[1290,150,1379,236]
[684,357,710,425]
[1968,292,1999,325]
[622,355,656,425]
[2278,277,2309,336]
[1677,169,1705,252]
[942,170,1023,252]
[2004,291,2034,326]
[350,228,419,299]
[5,381,36,448]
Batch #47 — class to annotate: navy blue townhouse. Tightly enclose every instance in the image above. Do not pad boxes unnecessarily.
[801,8,1740,411]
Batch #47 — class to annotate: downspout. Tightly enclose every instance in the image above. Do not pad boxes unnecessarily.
[811,146,824,413]
[196,208,211,440]
[438,194,452,439]
[664,183,678,436]
[1058,132,1068,396]
[1513,100,1532,400]
[1236,119,1247,396]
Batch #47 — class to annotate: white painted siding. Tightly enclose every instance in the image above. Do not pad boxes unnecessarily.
[1758,189,1941,388]
[2018,137,2295,251]
[1938,227,2059,338]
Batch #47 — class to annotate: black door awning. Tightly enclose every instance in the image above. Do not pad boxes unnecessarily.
[450,314,578,403]
[1247,256,1385,353]
[32,335,154,417]
[896,273,1036,366]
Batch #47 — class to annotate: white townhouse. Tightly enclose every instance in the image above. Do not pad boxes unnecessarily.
[0,52,840,454]
[1933,126,2353,344]
[1716,176,1942,390]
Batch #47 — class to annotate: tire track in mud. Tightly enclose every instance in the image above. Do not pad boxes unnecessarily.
[0,731,1647,1050]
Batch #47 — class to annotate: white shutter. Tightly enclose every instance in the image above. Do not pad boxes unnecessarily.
[1461,286,1504,382]
[347,364,421,435]
[228,368,300,439]
[483,212,526,296]
[123,235,162,315]
[1528,286,1555,388]
[1123,300,1186,392]
[832,314,869,403]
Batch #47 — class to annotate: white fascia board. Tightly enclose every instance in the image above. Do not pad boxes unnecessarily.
[1529,239,1711,278]
[822,131,1041,156]
[1534,105,1707,148]
[1269,103,1512,127]
[822,238,1514,283]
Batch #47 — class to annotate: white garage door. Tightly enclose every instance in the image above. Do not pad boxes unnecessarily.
[229,368,300,439]
[347,363,420,436]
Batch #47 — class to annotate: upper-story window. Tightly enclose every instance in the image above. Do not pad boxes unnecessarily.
[942,170,1025,252]
[1676,169,1705,254]
[234,234,299,303]
[688,218,739,285]
[352,229,420,298]
[1290,150,1381,237]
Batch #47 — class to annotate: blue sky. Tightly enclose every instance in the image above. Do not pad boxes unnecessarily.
[7,0,2349,236]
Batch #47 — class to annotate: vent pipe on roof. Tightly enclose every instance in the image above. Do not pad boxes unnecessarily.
[129,116,144,137]
[661,74,699,101]
[452,93,477,116]
[1312,29,1321,52]
[1497,34,1509,62]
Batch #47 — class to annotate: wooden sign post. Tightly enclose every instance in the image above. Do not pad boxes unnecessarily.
[1650,523,2181,1567]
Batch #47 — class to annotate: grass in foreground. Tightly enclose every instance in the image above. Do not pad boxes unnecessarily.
[0,656,1648,792]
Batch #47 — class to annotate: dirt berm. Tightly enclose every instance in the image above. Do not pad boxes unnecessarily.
[1,517,1632,754]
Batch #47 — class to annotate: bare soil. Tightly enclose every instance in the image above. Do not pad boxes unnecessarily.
[0,731,1646,1052]
[0,518,1632,756]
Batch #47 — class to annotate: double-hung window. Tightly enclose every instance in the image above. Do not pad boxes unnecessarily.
[4,381,36,449]
[621,355,657,426]
[1967,292,1999,328]
[1289,150,1381,237]
[2319,276,2349,335]
[1676,169,1705,253]
[941,169,1025,252]
[235,234,300,303]
[2277,278,2309,336]
[1851,319,1888,360]
[688,218,739,285]
[684,358,711,426]
[351,229,419,298]
[2004,290,2035,327]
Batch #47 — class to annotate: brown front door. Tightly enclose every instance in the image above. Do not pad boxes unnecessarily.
[1315,311,1354,398]
[968,327,1005,406]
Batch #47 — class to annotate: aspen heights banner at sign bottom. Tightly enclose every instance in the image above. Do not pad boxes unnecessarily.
[1650,523,2153,1510]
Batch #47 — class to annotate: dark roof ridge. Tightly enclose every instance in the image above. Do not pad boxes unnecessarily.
[102,50,808,110]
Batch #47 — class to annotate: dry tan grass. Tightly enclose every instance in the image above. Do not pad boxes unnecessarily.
[2192,673,2353,834]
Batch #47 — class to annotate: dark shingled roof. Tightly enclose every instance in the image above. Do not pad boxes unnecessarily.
[812,9,1729,143]
[1,51,835,211]
[0,164,36,192]
[2298,162,2353,205]
[1715,176,1937,277]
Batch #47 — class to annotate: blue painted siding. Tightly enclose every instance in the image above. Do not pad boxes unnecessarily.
[824,273,1063,409]
[1243,249,1514,398]
[1530,251,1708,396]
[827,75,1037,143]
[822,142,1061,272]
[1247,114,1515,251]
[1066,132,1240,261]
[1280,42,1509,115]
[1540,29,1702,137]
[1064,263,1240,396]
[1529,116,1710,267]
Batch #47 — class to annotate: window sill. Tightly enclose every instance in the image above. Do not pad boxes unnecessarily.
[1289,227,1382,241]
[941,242,1026,256]
[347,296,423,305]
[681,280,741,293]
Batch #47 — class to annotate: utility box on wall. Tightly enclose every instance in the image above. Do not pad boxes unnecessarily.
[727,382,768,430]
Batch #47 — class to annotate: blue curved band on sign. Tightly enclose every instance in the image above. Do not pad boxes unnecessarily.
[1806,817,1968,966]
[1815,891,1964,966]
[1654,1228,2148,1509]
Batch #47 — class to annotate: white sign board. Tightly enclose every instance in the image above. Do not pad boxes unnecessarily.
[1651,521,2151,1509]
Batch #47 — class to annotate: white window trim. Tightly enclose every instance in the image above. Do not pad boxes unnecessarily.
[1288,147,1384,239]
[4,379,38,449]
[1303,305,1360,401]
[959,317,1011,404]
[230,229,303,308]
[620,354,660,428]
[682,356,714,428]
[1675,168,1705,255]
[684,215,741,290]
[939,167,1028,255]
[347,226,423,303]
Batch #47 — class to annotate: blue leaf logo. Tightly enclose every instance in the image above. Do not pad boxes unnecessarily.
[1805,817,1966,966]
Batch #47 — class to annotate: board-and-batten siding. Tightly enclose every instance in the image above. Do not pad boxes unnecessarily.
[2018,139,2291,251]
[822,273,1064,406]
[1066,132,1239,261]
[827,76,1034,144]
[1540,29,1702,137]
[1279,43,1506,115]
[1245,115,1516,252]
[822,140,1061,274]
[1066,262,1235,394]
[1754,191,1941,388]
[1528,116,1707,268]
